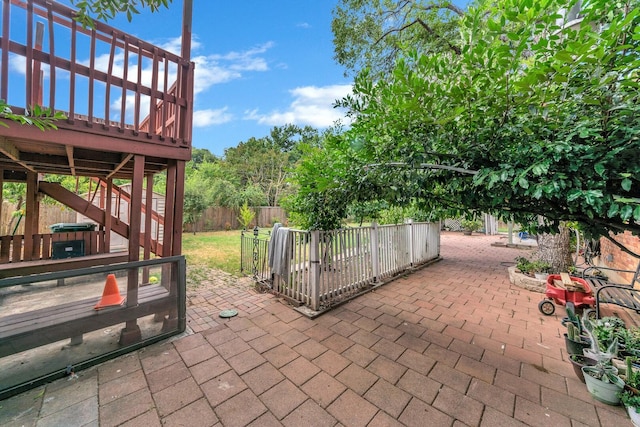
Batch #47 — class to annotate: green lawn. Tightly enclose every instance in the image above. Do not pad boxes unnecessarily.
[181,230,243,276]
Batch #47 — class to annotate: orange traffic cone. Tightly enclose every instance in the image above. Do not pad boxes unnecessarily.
[94,274,126,310]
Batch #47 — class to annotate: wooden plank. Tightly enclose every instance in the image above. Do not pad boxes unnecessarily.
[0,236,11,263]
[0,252,129,279]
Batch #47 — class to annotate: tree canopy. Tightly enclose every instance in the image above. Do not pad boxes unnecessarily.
[295,0,640,239]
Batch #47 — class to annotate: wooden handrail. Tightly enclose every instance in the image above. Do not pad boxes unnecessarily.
[1,0,194,148]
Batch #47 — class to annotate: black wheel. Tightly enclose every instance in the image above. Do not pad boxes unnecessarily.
[538,299,555,315]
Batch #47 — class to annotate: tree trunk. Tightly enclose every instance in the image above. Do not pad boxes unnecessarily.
[537,224,573,273]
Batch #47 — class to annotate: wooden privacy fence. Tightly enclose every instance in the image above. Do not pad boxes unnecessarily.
[242,222,440,312]
[185,206,287,232]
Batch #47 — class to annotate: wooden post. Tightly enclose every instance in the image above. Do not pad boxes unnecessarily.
[120,155,144,345]
[309,230,320,311]
[0,168,3,235]
[406,219,414,267]
[23,172,39,261]
[370,222,380,282]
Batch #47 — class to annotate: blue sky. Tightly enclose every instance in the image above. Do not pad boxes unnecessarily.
[103,0,352,157]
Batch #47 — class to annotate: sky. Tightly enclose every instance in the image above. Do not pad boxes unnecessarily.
[100,0,353,157]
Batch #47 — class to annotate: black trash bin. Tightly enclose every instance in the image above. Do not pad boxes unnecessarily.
[50,223,96,259]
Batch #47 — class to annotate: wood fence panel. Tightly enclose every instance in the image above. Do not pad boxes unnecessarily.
[185,206,287,232]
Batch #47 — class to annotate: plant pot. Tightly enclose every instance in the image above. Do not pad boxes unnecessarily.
[534,272,549,280]
[628,406,640,427]
[569,355,597,383]
[564,333,590,356]
[582,366,624,405]
[463,231,472,236]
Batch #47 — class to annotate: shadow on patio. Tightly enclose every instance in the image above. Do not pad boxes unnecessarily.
[0,233,632,426]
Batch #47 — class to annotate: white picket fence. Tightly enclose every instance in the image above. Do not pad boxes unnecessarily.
[247,222,440,312]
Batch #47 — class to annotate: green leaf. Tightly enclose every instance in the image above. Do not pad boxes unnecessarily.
[607,203,619,218]
[620,205,633,221]
[518,177,529,189]
[622,178,632,192]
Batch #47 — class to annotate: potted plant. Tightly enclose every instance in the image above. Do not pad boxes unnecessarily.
[530,260,552,280]
[582,315,624,405]
[569,353,597,383]
[461,219,482,235]
[565,323,590,356]
[620,357,640,426]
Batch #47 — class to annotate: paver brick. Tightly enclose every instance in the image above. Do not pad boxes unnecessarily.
[364,378,411,418]
[433,386,484,427]
[398,397,454,427]
[327,389,378,427]
[281,399,338,427]
[160,398,217,427]
[514,396,571,427]
[241,362,285,395]
[189,355,232,385]
[336,363,378,395]
[281,356,321,385]
[152,377,203,418]
[227,348,267,375]
[397,348,436,376]
[99,388,155,427]
[260,379,308,419]
[301,371,348,408]
[293,339,328,360]
[467,378,515,417]
[397,369,442,405]
[313,349,351,377]
[214,389,267,427]
[367,355,408,384]
[429,362,472,394]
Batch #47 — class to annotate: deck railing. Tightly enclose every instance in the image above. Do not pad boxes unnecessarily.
[0,0,194,146]
[0,230,107,263]
[241,222,441,312]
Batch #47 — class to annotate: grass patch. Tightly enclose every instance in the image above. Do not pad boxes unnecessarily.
[181,230,243,276]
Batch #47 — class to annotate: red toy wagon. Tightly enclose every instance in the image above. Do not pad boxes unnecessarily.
[538,274,595,315]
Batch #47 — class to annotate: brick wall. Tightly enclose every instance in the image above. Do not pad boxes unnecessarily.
[597,231,640,284]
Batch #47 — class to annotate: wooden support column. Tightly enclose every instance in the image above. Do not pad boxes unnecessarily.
[0,168,3,235]
[160,160,182,331]
[144,174,153,261]
[162,161,177,257]
[172,160,185,256]
[105,179,112,252]
[120,155,144,345]
[23,172,39,261]
[142,174,153,284]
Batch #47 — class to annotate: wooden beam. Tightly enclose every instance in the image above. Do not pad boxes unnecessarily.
[65,145,76,176]
[0,137,38,173]
[106,153,133,179]
[0,137,19,159]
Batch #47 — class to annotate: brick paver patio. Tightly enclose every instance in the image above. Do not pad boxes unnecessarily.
[0,233,632,426]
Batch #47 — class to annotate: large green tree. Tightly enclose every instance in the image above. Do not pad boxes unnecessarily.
[332,0,464,77]
[301,0,640,259]
[223,125,320,207]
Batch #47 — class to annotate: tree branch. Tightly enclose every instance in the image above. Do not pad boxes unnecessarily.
[374,13,462,56]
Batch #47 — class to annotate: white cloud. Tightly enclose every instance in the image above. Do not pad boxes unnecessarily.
[296,22,311,29]
[192,108,233,127]
[245,84,353,128]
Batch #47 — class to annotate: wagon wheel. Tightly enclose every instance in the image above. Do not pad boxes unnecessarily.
[538,299,555,316]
